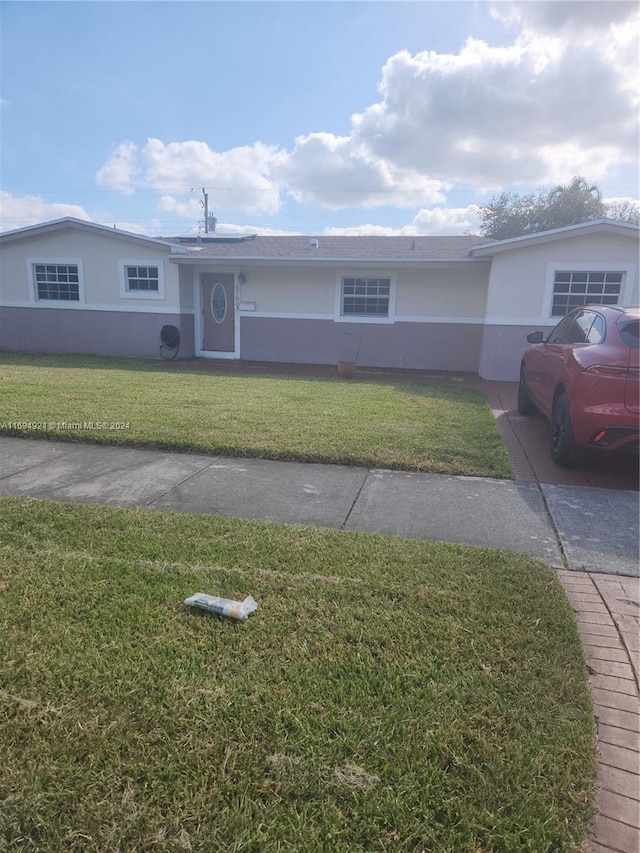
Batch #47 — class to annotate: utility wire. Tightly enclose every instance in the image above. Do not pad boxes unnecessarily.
[7,185,640,195]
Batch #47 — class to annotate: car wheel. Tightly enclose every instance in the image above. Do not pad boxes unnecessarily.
[517,364,537,415]
[551,391,580,467]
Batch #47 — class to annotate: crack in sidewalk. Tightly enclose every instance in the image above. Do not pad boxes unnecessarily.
[340,469,370,530]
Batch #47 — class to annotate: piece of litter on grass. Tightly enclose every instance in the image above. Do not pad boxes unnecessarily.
[184,593,258,622]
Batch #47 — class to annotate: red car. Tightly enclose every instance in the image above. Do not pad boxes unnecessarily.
[518,305,640,466]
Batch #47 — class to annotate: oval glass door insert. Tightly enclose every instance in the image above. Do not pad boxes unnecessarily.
[211,282,227,323]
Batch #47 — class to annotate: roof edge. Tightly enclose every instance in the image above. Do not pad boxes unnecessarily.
[170,255,489,265]
[471,219,640,256]
[0,217,180,250]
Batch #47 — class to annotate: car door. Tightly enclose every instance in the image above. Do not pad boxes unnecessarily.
[526,314,576,412]
[536,311,591,413]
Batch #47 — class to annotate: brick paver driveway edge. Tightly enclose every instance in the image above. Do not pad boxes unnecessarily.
[557,570,640,853]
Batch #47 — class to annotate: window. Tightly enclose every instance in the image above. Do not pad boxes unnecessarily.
[125,265,159,293]
[549,310,605,345]
[341,277,391,317]
[33,263,80,301]
[211,282,227,323]
[549,314,582,344]
[580,312,605,344]
[119,259,165,299]
[551,271,623,317]
[619,320,639,350]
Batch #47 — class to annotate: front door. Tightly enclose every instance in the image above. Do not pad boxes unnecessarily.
[201,273,235,353]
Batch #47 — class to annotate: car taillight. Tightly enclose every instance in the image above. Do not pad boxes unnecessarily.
[583,364,630,377]
[588,426,640,446]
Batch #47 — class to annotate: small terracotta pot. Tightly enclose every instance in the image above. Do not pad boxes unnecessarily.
[337,360,356,379]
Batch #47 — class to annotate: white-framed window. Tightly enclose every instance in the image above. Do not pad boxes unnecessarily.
[543,262,635,319]
[119,259,165,299]
[335,272,396,323]
[125,265,159,293]
[551,270,624,317]
[27,257,85,304]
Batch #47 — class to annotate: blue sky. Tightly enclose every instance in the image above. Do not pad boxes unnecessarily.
[1,1,638,236]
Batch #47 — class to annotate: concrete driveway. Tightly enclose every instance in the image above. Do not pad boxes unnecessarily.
[481,379,639,492]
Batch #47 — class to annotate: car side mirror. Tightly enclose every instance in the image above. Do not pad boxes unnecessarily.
[527,331,544,344]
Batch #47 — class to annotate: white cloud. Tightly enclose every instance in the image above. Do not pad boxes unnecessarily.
[411,206,481,235]
[0,191,92,231]
[277,132,449,209]
[93,2,638,221]
[322,205,481,236]
[0,191,166,236]
[491,1,637,36]
[283,3,638,196]
[159,196,202,218]
[352,19,638,188]
[95,141,139,195]
[322,224,408,236]
[97,138,285,215]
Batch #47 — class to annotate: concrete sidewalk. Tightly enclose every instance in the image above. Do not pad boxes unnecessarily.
[0,435,637,576]
[1,435,638,852]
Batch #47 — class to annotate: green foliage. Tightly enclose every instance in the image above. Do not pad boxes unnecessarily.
[605,198,640,225]
[479,175,638,239]
[0,498,596,852]
[0,353,513,478]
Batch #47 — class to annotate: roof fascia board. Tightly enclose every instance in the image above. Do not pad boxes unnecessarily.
[170,256,488,266]
[0,217,180,251]
[471,219,640,257]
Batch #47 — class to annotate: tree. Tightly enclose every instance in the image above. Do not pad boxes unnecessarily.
[477,190,540,240]
[605,199,640,225]
[540,177,604,231]
[478,175,637,239]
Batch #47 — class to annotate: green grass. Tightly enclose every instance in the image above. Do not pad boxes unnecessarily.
[0,353,512,478]
[0,498,595,852]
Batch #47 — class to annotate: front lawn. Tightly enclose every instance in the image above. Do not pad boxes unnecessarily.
[0,498,595,852]
[0,353,512,478]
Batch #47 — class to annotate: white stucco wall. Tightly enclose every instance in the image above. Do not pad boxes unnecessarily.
[238,266,334,315]
[395,264,489,319]
[233,261,490,321]
[484,232,639,325]
[0,228,180,310]
[178,264,195,311]
[479,229,640,380]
